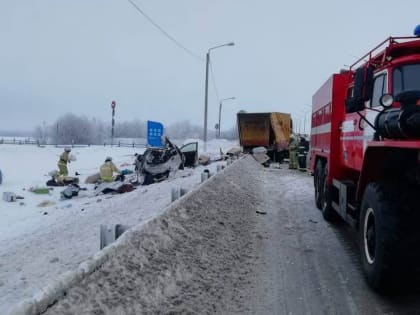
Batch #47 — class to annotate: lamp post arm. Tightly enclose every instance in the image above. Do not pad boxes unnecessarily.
[208,42,234,52]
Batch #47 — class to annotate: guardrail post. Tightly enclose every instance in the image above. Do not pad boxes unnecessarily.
[100,224,131,249]
[180,188,188,196]
[171,187,181,202]
[201,171,209,183]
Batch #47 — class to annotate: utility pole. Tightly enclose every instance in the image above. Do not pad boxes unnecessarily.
[218,101,222,138]
[203,52,210,151]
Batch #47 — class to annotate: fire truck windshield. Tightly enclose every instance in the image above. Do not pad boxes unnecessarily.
[393,63,420,95]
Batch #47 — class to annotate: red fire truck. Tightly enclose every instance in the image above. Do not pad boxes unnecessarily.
[309,31,420,290]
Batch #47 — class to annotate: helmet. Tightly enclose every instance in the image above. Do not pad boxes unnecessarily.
[105,156,112,162]
[64,147,71,152]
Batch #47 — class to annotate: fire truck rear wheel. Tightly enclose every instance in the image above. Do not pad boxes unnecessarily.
[320,164,335,221]
[359,182,420,291]
[314,160,323,210]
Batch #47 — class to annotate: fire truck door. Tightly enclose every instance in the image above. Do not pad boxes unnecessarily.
[341,71,387,170]
[340,112,360,169]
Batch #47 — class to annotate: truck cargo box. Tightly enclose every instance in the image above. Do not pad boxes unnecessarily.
[237,112,291,161]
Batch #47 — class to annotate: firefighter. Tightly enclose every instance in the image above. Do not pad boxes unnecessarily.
[288,134,299,169]
[99,156,122,182]
[298,136,308,170]
[57,147,71,176]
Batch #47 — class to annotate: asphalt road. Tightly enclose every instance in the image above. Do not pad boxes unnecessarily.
[242,166,420,315]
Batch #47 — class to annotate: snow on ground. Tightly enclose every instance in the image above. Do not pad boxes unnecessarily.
[0,139,238,314]
[39,156,262,315]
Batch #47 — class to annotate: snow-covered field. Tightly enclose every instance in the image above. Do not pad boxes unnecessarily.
[0,139,238,314]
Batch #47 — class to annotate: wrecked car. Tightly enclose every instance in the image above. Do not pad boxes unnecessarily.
[135,137,198,185]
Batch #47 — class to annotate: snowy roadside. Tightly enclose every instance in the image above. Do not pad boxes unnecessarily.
[0,139,238,314]
[17,156,263,315]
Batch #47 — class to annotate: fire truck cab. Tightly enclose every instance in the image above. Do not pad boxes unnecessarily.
[310,34,420,290]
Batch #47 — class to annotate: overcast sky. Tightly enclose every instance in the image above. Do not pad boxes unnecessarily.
[1,0,420,134]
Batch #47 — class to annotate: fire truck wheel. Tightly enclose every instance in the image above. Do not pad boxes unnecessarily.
[314,160,323,210]
[359,183,420,291]
[320,164,334,221]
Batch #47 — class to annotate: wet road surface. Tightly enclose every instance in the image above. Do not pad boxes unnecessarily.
[241,166,420,315]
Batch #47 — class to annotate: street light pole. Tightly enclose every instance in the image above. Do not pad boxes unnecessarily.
[302,107,311,135]
[218,96,235,138]
[218,101,222,138]
[203,42,234,151]
[203,51,210,149]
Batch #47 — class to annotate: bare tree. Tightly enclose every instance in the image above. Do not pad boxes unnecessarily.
[115,119,146,138]
[51,114,97,145]
[166,120,202,139]
[220,126,239,140]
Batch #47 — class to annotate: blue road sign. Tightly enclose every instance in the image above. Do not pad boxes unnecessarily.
[147,121,164,147]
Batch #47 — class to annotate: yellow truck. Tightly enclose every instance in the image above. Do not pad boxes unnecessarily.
[237,112,292,162]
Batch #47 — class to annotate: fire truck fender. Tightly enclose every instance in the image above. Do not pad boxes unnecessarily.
[310,153,328,174]
[356,146,395,202]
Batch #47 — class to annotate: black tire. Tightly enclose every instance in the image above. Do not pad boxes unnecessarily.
[359,182,420,291]
[320,164,335,221]
[314,160,323,209]
[142,173,154,185]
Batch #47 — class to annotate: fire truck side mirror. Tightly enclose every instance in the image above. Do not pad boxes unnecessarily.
[345,97,363,113]
[345,66,373,113]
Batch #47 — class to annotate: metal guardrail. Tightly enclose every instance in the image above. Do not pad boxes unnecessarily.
[0,138,39,145]
[0,139,147,148]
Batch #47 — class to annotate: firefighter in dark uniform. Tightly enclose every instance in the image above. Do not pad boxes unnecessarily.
[298,136,309,170]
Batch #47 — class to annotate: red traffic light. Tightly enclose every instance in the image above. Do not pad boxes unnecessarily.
[111,101,116,109]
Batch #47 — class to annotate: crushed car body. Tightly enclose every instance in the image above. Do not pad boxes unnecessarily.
[135,137,198,185]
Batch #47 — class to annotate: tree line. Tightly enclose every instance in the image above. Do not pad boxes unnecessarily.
[33,113,238,145]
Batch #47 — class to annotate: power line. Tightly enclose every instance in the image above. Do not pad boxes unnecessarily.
[126,0,203,62]
[126,0,226,110]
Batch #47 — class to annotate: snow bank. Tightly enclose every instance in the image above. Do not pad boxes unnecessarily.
[11,156,262,315]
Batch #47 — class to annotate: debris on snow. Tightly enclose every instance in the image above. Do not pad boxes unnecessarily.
[29,187,52,195]
[198,154,211,165]
[256,210,267,215]
[37,200,56,207]
[49,257,59,263]
[2,191,17,202]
